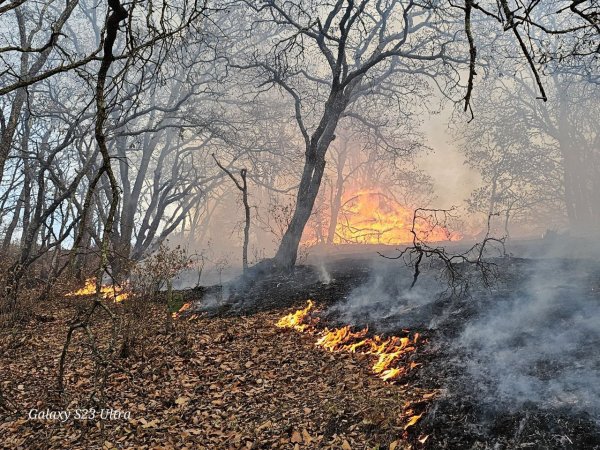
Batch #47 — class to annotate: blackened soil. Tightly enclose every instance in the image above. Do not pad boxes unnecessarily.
[181,256,600,449]
[188,258,372,316]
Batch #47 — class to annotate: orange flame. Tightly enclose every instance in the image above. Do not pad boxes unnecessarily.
[65,278,129,302]
[172,302,192,318]
[276,299,316,331]
[305,189,461,245]
[277,300,420,382]
[277,302,433,435]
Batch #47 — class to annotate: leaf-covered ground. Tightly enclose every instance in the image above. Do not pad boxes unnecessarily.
[0,296,431,449]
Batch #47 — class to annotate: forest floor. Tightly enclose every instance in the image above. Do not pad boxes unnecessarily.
[0,291,430,450]
[1,255,600,449]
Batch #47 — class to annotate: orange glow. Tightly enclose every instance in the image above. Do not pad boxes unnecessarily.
[66,278,129,302]
[173,302,192,318]
[276,300,420,383]
[305,189,461,245]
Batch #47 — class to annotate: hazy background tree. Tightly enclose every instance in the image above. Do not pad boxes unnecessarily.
[229,0,465,269]
[459,55,599,237]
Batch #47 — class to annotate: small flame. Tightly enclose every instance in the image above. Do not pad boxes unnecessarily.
[172,302,191,318]
[277,301,420,382]
[276,299,315,331]
[66,278,129,302]
[380,367,404,381]
[277,301,431,433]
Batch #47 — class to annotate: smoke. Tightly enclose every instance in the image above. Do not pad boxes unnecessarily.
[316,259,332,284]
[328,241,600,419]
[327,258,445,330]
[459,257,600,416]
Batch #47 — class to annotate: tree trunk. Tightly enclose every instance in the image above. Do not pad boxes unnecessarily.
[2,190,23,250]
[241,169,250,272]
[272,94,346,269]
[273,150,329,269]
[0,89,27,187]
[274,159,325,270]
[327,140,348,243]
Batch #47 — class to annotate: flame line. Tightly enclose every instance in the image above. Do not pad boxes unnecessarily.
[276,300,421,383]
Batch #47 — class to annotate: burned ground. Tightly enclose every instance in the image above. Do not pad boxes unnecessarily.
[193,254,600,449]
[1,291,430,449]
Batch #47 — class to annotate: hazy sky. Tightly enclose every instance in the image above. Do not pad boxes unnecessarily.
[418,111,480,209]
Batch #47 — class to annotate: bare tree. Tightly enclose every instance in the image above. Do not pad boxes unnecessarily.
[0,0,210,310]
[460,70,599,236]
[229,0,598,270]
[233,0,463,269]
[212,154,251,272]
[0,0,102,185]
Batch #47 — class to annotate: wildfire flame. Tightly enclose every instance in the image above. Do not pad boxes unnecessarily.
[276,300,420,383]
[306,189,461,245]
[172,302,192,318]
[276,299,316,331]
[65,278,129,302]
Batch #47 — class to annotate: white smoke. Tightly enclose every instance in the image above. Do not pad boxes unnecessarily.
[316,259,332,284]
[328,245,600,418]
[327,258,444,330]
[459,258,600,416]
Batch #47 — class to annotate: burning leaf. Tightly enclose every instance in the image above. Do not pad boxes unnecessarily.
[372,352,401,374]
[276,300,315,331]
[172,302,191,318]
[276,301,423,385]
[404,414,423,430]
[65,278,129,302]
[380,367,404,381]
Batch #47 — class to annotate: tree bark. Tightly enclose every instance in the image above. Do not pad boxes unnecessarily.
[272,89,348,269]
